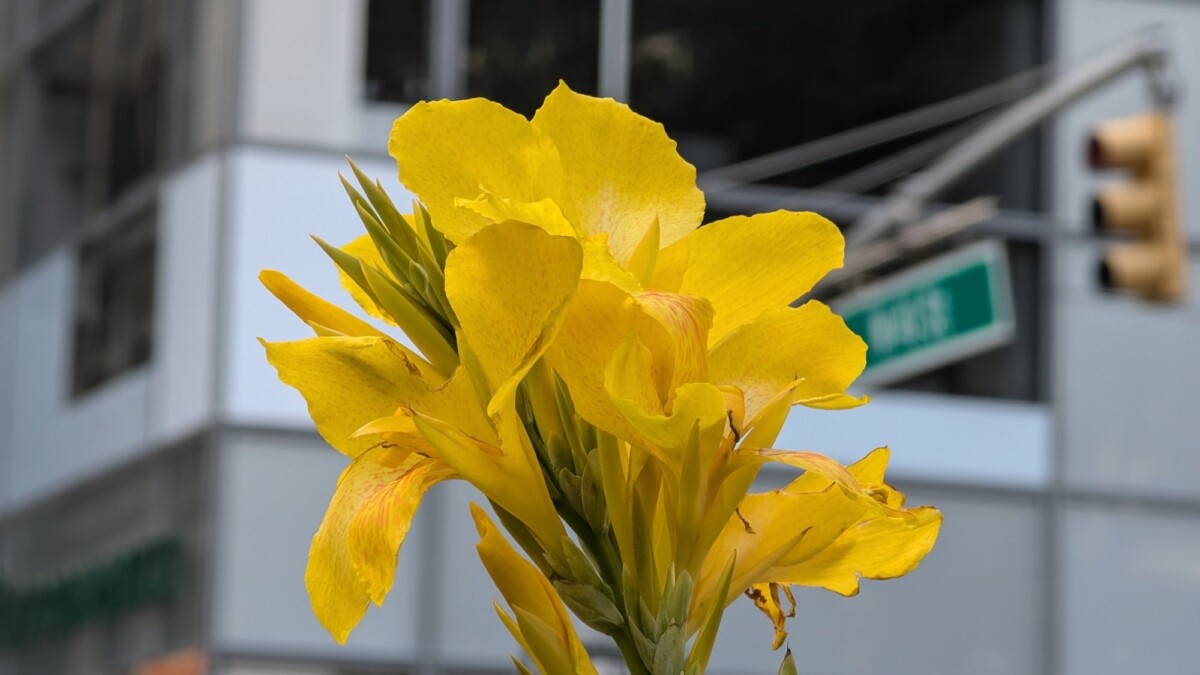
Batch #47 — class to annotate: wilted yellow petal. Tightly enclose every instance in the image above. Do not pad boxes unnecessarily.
[709,302,867,423]
[745,582,795,650]
[445,222,582,416]
[652,210,844,344]
[260,270,387,339]
[306,448,449,643]
[389,98,566,244]
[472,504,599,675]
[532,82,704,264]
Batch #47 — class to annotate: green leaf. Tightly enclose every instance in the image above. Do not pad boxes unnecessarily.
[685,551,736,673]
[664,569,692,629]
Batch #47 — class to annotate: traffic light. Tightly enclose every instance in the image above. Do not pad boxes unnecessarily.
[1087,111,1187,302]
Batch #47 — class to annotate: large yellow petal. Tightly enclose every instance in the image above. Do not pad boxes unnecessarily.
[709,302,867,423]
[262,337,492,458]
[769,447,943,594]
[445,222,583,417]
[471,504,599,675]
[305,448,449,643]
[260,269,387,339]
[388,99,566,244]
[689,485,864,634]
[652,210,844,344]
[532,82,704,265]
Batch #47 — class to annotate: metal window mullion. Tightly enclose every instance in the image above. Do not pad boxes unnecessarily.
[429,0,467,100]
[599,0,631,101]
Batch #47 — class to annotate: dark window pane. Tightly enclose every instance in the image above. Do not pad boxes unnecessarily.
[18,0,166,267]
[364,0,430,102]
[630,0,1043,210]
[72,208,156,397]
[466,0,600,116]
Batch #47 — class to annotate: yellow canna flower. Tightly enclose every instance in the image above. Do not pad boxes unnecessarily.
[260,81,941,671]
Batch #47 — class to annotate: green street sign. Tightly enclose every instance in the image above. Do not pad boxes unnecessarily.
[835,239,1015,386]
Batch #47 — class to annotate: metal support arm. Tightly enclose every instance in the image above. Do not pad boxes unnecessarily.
[847,26,1178,249]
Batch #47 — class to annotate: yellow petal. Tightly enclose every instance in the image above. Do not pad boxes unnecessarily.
[262,337,492,458]
[772,504,942,595]
[445,222,583,417]
[455,192,579,237]
[532,82,704,264]
[634,290,714,400]
[414,408,564,553]
[471,504,599,675]
[581,235,642,293]
[337,234,397,324]
[770,447,943,594]
[709,302,867,424]
[260,269,386,338]
[652,210,844,344]
[389,98,566,244]
[305,448,448,643]
[543,280,643,440]
[691,485,864,632]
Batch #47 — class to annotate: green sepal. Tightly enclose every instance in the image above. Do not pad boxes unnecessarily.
[631,620,657,669]
[580,451,609,535]
[652,623,684,675]
[553,580,624,634]
[685,551,736,673]
[355,201,418,290]
[345,158,420,257]
[360,262,459,374]
[663,569,692,631]
[778,647,799,675]
[557,467,584,519]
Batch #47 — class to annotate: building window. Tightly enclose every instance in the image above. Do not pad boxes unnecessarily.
[364,0,431,103]
[16,0,166,268]
[466,0,600,116]
[72,208,156,397]
[629,0,1043,211]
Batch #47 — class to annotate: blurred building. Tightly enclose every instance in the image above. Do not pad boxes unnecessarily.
[1,0,1199,674]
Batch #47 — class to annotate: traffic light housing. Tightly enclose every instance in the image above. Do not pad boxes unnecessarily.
[1088,111,1187,302]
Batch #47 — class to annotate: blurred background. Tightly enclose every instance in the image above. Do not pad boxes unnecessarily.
[2,0,1199,673]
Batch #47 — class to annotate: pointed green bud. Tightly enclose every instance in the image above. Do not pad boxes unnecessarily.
[778,648,799,675]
